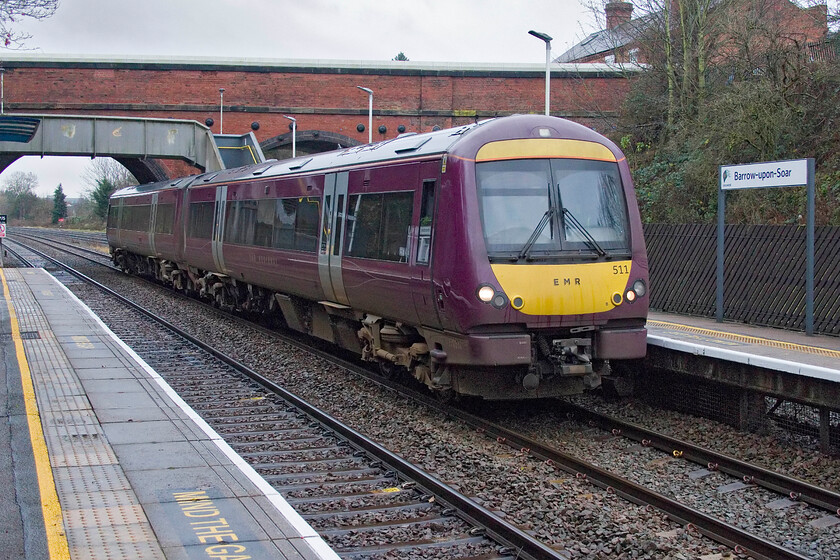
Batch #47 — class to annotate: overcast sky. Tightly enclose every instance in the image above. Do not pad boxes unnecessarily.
[5,0,600,198]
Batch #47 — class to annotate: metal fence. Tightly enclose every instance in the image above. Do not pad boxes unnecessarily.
[644,224,840,336]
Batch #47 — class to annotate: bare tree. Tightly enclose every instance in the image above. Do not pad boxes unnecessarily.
[1,0,59,49]
[2,170,38,219]
[82,158,136,190]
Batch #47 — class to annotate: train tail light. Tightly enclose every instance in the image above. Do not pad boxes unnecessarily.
[632,279,647,298]
[624,279,647,304]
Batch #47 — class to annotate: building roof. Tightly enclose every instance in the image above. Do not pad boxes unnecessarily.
[6,53,639,78]
[555,14,653,63]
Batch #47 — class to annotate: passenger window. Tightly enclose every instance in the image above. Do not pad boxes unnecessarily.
[271,197,319,253]
[333,194,344,256]
[154,203,175,234]
[123,204,151,231]
[273,199,297,249]
[294,198,319,252]
[253,200,274,247]
[188,201,216,239]
[344,192,413,262]
[417,180,435,264]
[320,195,332,255]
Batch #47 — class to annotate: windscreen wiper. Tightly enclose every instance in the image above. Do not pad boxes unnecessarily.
[518,205,556,260]
[562,207,607,257]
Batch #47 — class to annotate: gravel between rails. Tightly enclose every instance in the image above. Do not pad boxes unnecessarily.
[34,239,839,559]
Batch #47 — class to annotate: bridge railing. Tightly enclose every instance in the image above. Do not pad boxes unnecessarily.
[0,114,226,172]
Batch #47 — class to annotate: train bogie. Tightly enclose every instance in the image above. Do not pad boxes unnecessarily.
[108,114,648,400]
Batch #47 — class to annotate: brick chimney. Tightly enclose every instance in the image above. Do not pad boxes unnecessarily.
[605,2,633,29]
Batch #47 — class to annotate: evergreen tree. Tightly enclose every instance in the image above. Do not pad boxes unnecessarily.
[90,177,117,220]
[82,159,137,221]
[51,183,67,224]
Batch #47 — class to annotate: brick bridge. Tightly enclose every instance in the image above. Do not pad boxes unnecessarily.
[2,55,636,178]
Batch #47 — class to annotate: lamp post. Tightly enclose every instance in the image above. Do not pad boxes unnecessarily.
[219,87,225,134]
[528,30,553,116]
[283,115,297,158]
[356,86,373,143]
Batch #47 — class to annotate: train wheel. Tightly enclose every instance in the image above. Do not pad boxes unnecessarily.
[378,360,405,380]
[435,387,458,404]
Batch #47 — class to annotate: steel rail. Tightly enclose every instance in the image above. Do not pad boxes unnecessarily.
[20,240,569,560]
[566,403,840,514]
[11,231,111,260]
[429,400,813,560]
[26,232,821,559]
[1,239,36,268]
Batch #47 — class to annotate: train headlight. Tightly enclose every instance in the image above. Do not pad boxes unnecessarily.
[477,285,496,303]
[632,279,647,298]
[625,289,636,302]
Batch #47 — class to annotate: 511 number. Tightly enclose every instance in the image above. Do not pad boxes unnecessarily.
[612,264,629,275]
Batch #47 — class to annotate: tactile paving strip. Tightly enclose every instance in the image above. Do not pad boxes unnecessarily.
[5,270,165,559]
[648,320,840,359]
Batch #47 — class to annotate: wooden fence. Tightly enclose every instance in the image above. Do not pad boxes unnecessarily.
[644,224,840,336]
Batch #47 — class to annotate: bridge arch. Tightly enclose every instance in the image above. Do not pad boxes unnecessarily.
[261,130,361,160]
[0,153,171,185]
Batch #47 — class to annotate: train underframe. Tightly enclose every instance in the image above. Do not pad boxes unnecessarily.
[113,250,637,400]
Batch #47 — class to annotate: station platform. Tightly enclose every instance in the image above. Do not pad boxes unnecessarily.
[647,311,840,383]
[0,268,340,560]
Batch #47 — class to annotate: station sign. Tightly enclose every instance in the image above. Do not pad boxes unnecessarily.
[720,159,809,190]
[717,157,815,334]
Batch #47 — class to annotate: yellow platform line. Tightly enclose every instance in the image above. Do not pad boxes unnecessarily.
[648,319,840,359]
[1,270,70,559]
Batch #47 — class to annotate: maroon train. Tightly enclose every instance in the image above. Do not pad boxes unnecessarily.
[107,114,648,400]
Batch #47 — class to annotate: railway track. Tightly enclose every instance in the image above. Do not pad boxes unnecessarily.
[10,230,840,559]
[6,237,564,560]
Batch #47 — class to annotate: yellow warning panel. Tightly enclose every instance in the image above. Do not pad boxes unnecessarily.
[1,269,71,559]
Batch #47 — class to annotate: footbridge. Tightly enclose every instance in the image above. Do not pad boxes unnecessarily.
[0,114,266,183]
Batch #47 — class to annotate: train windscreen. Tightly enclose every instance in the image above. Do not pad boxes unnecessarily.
[476,158,630,259]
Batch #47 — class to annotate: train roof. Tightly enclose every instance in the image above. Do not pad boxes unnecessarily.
[110,115,613,198]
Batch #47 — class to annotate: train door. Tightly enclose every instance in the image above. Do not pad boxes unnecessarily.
[410,176,443,327]
[317,172,350,305]
[149,193,158,256]
[211,185,228,273]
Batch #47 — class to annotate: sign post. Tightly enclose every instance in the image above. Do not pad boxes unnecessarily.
[0,214,6,268]
[717,158,815,334]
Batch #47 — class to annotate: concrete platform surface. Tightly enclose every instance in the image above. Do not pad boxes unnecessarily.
[648,311,840,383]
[1,267,339,560]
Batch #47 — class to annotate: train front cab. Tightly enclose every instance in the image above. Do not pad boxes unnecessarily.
[425,130,648,399]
